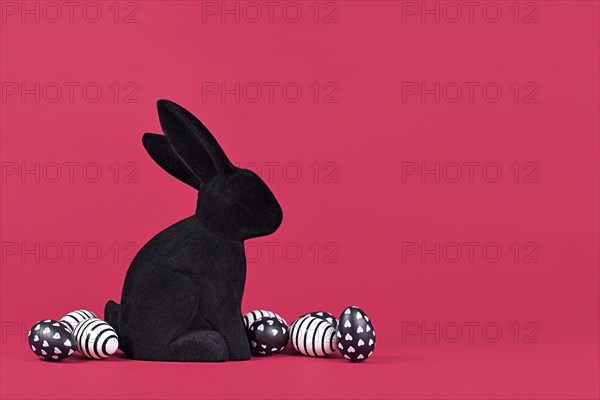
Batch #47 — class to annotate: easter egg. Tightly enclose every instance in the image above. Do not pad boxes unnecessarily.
[248,317,289,356]
[60,309,96,333]
[290,315,337,357]
[301,311,337,329]
[336,306,375,362]
[243,310,287,330]
[74,318,119,359]
[28,319,76,361]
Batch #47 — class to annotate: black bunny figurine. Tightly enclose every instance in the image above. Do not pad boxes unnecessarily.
[105,100,283,361]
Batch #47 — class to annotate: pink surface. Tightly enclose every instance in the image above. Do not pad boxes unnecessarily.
[1,1,598,399]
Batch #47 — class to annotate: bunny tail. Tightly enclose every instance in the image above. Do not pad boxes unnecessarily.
[104,300,121,336]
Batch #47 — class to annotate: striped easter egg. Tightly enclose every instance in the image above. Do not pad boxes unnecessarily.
[60,309,96,333]
[300,311,338,329]
[290,315,337,357]
[73,318,119,359]
[243,310,287,329]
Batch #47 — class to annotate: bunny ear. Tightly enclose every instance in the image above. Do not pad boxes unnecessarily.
[142,133,202,189]
[156,99,234,179]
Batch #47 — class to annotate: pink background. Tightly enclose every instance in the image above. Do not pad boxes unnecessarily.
[1,1,599,398]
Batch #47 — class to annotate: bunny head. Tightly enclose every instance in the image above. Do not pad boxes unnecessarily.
[143,100,283,241]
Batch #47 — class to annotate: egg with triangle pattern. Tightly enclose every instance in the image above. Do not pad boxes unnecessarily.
[336,306,375,362]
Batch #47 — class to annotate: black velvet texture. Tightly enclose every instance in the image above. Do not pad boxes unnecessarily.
[105,100,283,362]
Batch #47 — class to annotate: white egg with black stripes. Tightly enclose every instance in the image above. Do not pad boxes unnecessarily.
[243,310,287,330]
[60,309,96,333]
[73,318,119,359]
[290,315,337,357]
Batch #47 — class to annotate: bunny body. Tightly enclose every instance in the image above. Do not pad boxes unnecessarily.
[105,100,283,362]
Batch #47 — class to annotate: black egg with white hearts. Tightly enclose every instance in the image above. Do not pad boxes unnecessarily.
[301,311,338,329]
[60,309,96,333]
[290,315,337,357]
[243,310,287,330]
[336,306,375,362]
[74,318,119,359]
[28,320,76,361]
[248,317,289,356]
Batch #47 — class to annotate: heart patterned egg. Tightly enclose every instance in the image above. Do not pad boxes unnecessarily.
[28,319,76,361]
[301,311,338,329]
[248,317,289,356]
[243,310,287,330]
[336,306,375,362]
